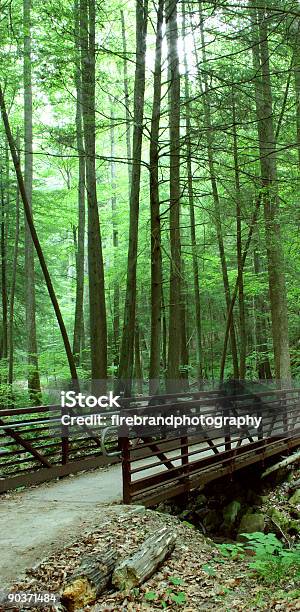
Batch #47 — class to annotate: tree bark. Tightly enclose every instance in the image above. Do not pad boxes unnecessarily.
[0,166,7,363]
[220,195,262,380]
[23,0,41,402]
[121,9,132,191]
[62,551,117,611]
[180,276,189,390]
[253,244,272,380]
[183,1,203,383]
[118,0,148,391]
[110,101,120,369]
[80,0,107,383]
[290,18,300,170]
[232,93,246,379]
[112,527,176,590]
[73,0,86,367]
[8,132,20,386]
[166,0,182,390]
[134,322,143,394]
[149,0,164,394]
[250,2,291,383]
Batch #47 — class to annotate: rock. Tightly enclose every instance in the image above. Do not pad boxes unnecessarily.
[237,513,265,540]
[203,510,221,532]
[289,489,300,506]
[268,507,289,529]
[288,520,300,535]
[246,491,268,506]
[267,507,289,537]
[222,500,241,527]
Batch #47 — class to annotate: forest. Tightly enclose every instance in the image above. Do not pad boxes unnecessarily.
[0,0,300,405]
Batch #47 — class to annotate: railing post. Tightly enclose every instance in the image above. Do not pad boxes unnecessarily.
[256,397,263,441]
[61,405,69,465]
[121,427,132,504]
[223,399,231,452]
[282,391,288,438]
[181,434,189,492]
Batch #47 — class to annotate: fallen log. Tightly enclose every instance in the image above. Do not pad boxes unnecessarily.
[112,527,176,590]
[61,550,117,611]
[261,449,300,479]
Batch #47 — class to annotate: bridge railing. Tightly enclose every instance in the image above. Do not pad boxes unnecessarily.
[119,387,300,505]
[0,386,299,496]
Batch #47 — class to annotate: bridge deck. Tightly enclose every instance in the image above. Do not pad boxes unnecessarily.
[0,385,299,503]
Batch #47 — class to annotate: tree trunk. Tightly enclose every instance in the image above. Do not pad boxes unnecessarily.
[112,527,176,590]
[118,0,148,391]
[121,9,132,191]
[110,101,120,370]
[149,0,164,395]
[180,276,189,390]
[134,322,143,394]
[290,18,300,170]
[62,551,117,611]
[73,0,85,367]
[8,132,20,386]
[166,0,182,390]
[0,86,79,385]
[251,2,291,383]
[219,195,262,380]
[161,286,167,372]
[198,4,239,379]
[23,0,41,402]
[1,168,7,363]
[253,239,272,380]
[183,1,203,383]
[80,0,107,383]
[232,93,246,379]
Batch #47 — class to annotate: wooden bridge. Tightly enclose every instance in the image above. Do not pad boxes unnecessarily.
[1,385,299,505]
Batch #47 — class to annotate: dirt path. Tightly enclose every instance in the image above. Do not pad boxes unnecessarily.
[0,440,225,586]
[0,464,123,586]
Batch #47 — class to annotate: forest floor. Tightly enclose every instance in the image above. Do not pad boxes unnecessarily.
[1,503,299,612]
[0,461,299,610]
[0,464,123,586]
[0,440,225,586]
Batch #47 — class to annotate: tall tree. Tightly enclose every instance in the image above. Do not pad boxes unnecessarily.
[8,133,20,386]
[232,93,246,378]
[121,9,132,191]
[165,0,182,389]
[183,0,203,382]
[23,0,41,401]
[149,0,164,394]
[118,0,148,390]
[0,159,7,364]
[73,0,86,366]
[80,0,107,382]
[251,2,291,382]
[198,4,239,379]
[110,101,119,368]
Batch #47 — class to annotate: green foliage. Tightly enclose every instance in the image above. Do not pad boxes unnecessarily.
[217,542,245,560]
[242,532,300,584]
[218,533,300,585]
[143,577,186,608]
